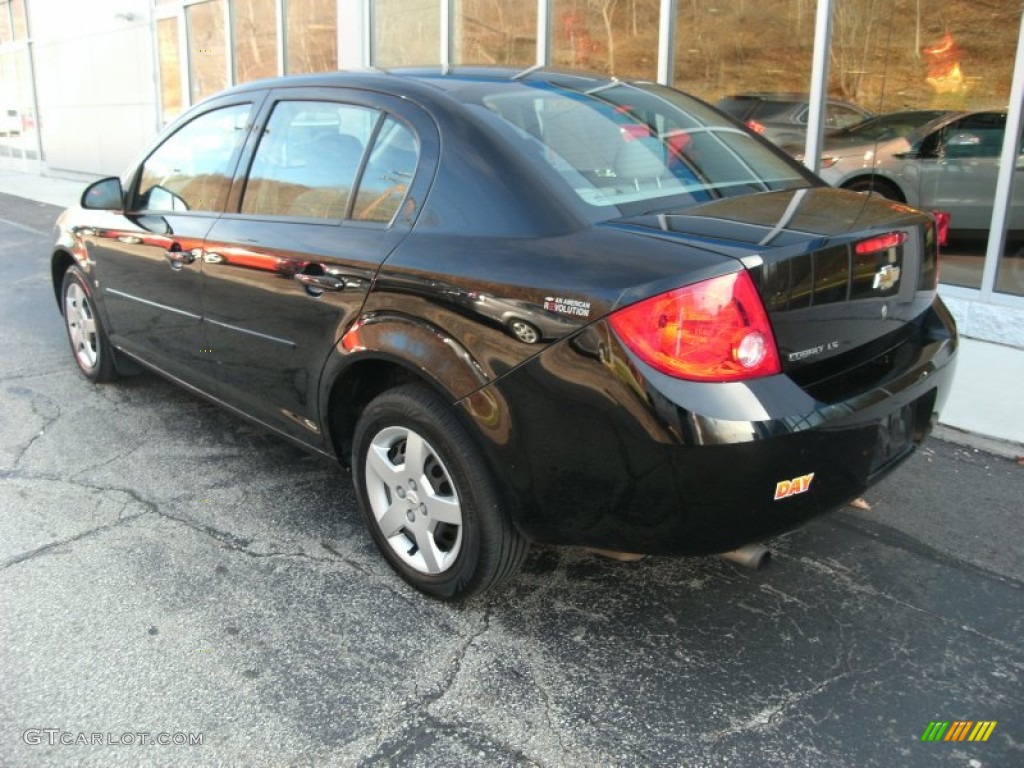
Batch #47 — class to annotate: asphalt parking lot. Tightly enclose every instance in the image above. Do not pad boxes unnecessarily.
[1,192,1022,767]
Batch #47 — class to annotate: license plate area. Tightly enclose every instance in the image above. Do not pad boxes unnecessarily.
[869,401,916,475]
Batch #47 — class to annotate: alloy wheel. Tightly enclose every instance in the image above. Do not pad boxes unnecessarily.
[65,282,99,371]
[363,425,464,574]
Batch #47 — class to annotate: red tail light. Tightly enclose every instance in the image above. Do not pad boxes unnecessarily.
[855,231,906,255]
[608,271,781,382]
[747,120,766,134]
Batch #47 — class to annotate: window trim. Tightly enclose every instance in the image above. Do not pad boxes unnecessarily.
[128,98,259,216]
[226,88,431,230]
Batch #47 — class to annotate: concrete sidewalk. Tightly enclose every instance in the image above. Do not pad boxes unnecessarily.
[1,168,1021,452]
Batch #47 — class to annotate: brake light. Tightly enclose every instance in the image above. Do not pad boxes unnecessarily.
[608,271,781,382]
[855,231,906,255]
[747,120,766,134]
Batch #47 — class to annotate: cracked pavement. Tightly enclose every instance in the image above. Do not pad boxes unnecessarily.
[1,192,1022,766]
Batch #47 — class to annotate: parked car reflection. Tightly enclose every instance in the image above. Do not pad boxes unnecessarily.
[716,92,872,146]
[807,110,1023,239]
[463,293,580,344]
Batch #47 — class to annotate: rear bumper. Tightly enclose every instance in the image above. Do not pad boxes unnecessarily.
[465,297,958,555]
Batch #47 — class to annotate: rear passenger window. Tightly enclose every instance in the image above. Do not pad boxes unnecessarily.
[352,117,419,223]
[241,101,378,220]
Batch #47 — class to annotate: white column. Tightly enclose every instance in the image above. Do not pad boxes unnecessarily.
[979,8,1024,298]
[536,0,552,67]
[802,0,834,175]
[337,0,371,68]
[440,0,454,69]
[657,0,676,86]
[275,0,285,75]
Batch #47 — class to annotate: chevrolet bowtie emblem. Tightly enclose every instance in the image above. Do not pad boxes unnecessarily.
[873,264,901,290]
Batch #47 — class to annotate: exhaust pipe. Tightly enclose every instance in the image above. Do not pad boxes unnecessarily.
[720,543,771,570]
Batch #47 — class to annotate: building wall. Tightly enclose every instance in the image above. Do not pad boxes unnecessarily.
[29,0,156,176]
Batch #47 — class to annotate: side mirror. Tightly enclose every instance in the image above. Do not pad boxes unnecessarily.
[81,177,124,210]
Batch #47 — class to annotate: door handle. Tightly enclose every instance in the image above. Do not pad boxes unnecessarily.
[294,273,345,292]
[164,247,198,266]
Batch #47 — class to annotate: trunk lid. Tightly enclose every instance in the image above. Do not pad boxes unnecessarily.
[605,187,940,394]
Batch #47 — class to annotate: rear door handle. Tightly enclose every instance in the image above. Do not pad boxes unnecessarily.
[294,273,345,292]
[164,247,198,267]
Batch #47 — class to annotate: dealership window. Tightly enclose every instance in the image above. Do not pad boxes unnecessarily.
[286,0,337,73]
[372,0,441,67]
[454,0,536,67]
[551,0,659,80]
[156,16,184,121]
[233,0,278,83]
[0,0,26,43]
[673,1,816,104]
[994,123,1024,297]
[187,0,228,103]
[829,0,1022,297]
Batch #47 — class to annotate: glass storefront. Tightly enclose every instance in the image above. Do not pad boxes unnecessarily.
[821,0,1022,297]
[233,0,278,83]
[551,0,659,80]
[156,15,183,121]
[186,0,228,103]
[372,0,440,67]
[455,0,536,67]
[674,1,816,105]
[11,1,1021,309]
[286,0,337,74]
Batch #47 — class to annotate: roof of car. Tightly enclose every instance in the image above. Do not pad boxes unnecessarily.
[218,66,625,101]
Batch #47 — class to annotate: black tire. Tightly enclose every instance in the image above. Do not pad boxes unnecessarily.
[842,177,904,202]
[508,318,541,344]
[60,266,120,383]
[352,384,528,599]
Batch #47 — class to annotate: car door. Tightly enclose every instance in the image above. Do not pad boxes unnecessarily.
[916,112,1008,232]
[199,88,437,446]
[88,97,261,381]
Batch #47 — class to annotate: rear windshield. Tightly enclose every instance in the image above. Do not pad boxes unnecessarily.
[461,81,811,214]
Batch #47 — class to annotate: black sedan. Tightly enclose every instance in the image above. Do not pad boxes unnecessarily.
[52,67,958,599]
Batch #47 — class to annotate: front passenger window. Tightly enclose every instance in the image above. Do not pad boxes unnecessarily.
[136,104,251,213]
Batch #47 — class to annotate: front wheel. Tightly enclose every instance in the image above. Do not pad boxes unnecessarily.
[61,266,120,383]
[352,384,528,599]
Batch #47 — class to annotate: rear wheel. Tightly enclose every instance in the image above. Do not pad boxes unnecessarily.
[508,318,541,344]
[352,384,528,599]
[61,266,119,383]
[843,177,904,202]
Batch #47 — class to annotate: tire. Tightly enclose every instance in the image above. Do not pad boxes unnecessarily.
[61,266,120,383]
[842,177,904,202]
[508,318,541,344]
[352,384,528,599]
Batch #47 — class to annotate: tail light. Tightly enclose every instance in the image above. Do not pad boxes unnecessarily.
[747,120,766,135]
[608,271,781,382]
[855,231,906,255]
